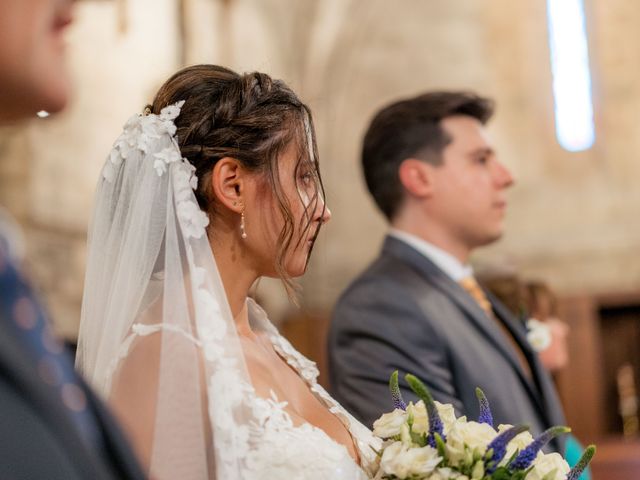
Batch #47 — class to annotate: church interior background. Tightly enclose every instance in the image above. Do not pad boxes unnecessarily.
[1,1,639,476]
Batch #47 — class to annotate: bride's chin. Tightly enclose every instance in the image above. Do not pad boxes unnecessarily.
[282,263,305,279]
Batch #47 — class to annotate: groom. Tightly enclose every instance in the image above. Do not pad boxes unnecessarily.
[329,91,567,452]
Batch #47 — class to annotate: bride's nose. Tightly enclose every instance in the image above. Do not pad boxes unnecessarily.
[314,194,331,224]
[321,205,332,224]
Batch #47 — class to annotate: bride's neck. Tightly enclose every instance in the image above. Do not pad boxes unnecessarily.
[209,228,257,336]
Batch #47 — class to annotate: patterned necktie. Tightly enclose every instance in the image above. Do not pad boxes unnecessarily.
[0,243,103,449]
[459,276,532,379]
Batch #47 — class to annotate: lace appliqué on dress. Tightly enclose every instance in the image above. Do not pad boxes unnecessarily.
[249,300,382,479]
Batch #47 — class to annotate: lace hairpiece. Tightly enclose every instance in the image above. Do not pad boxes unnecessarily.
[101,101,209,238]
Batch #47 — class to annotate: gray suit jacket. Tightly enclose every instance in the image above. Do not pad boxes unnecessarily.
[329,236,567,453]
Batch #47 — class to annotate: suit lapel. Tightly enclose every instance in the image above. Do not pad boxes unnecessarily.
[489,294,567,431]
[487,293,547,410]
[382,237,543,409]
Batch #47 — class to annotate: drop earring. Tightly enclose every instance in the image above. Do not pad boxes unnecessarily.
[240,209,247,239]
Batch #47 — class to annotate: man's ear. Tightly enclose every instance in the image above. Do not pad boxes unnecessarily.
[398,158,435,198]
[211,157,246,212]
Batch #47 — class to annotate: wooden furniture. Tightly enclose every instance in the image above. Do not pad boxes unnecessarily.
[556,292,640,443]
[588,438,640,480]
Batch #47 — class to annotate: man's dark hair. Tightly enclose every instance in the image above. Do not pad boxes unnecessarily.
[361,91,494,220]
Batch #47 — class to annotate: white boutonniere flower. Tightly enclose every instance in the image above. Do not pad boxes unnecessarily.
[526,318,552,352]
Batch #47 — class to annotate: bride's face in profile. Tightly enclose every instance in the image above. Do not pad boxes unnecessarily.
[245,138,331,279]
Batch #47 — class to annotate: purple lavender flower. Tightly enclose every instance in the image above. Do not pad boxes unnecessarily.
[389,370,407,410]
[405,374,445,447]
[485,424,529,474]
[509,426,570,470]
[475,387,493,426]
[567,445,596,480]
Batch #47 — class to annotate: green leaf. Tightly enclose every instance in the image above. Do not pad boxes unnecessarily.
[485,447,495,461]
[405,374,435,405]
[410,430,427,447]
[471,459,485,479]
[490,466,513,480]
[434,432,447,458]
[369,445,383,458]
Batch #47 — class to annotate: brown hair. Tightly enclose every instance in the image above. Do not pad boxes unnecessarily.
[525,281,558,319]
[362,91,494,220]
[150,64,325,294]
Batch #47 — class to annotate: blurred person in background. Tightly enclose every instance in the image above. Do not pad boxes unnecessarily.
[481,275,570,375]
[525,281,570,373]
[0,1,145,478]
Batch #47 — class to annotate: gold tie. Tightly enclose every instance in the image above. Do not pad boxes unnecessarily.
[459,276,532,379]
[459,276,493,317]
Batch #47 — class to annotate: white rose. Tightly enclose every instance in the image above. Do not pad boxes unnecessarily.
[435,401,458,434]
[496,424,537,467]
[446,420,497,466]
[429,468,467,480]
[373,408,408,438]
[405,400,457,436]
[380,441,442,479]
[407,401,429,434]
[526,452,570,480]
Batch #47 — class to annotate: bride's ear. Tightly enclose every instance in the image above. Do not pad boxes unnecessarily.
[211,157,246,213]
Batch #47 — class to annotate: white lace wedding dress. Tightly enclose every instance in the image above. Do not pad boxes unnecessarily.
[228,299,380,479]
[122,299,381,479]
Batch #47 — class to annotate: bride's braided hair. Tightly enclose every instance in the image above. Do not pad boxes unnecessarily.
[150,64,324,295]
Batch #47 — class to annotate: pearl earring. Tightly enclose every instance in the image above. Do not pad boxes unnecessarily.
[240,209,247,239]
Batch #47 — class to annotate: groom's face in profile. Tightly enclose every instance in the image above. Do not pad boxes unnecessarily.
[425,115,514,249]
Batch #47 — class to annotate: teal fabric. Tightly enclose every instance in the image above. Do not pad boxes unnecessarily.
[565,434,591,480]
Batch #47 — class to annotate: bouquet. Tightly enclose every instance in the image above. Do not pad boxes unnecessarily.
[371,372,595,480]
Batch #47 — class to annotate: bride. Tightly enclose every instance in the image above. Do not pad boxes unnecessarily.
[76,64,380,479]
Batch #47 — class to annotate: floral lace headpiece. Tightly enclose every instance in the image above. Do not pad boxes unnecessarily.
[101,100,210,239]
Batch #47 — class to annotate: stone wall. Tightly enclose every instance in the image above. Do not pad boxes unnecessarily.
[1,0,639,337]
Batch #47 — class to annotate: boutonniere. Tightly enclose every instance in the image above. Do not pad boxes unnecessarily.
[525,318,552,352]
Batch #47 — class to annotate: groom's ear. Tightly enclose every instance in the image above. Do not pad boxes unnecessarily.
[211,157,246,213]
[398,158,435,198]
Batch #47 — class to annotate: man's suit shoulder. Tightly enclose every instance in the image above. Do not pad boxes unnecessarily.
[337,248,430,304]
[335,244,456,320]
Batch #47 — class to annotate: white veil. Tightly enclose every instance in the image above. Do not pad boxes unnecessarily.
[77,102,257,479]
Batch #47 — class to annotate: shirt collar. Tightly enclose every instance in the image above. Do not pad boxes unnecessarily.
[389,228,473,282]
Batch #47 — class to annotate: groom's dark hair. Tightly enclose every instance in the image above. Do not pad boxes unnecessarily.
[361,91,494,220]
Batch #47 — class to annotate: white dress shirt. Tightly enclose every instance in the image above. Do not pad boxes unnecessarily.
[388,229,473,282]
